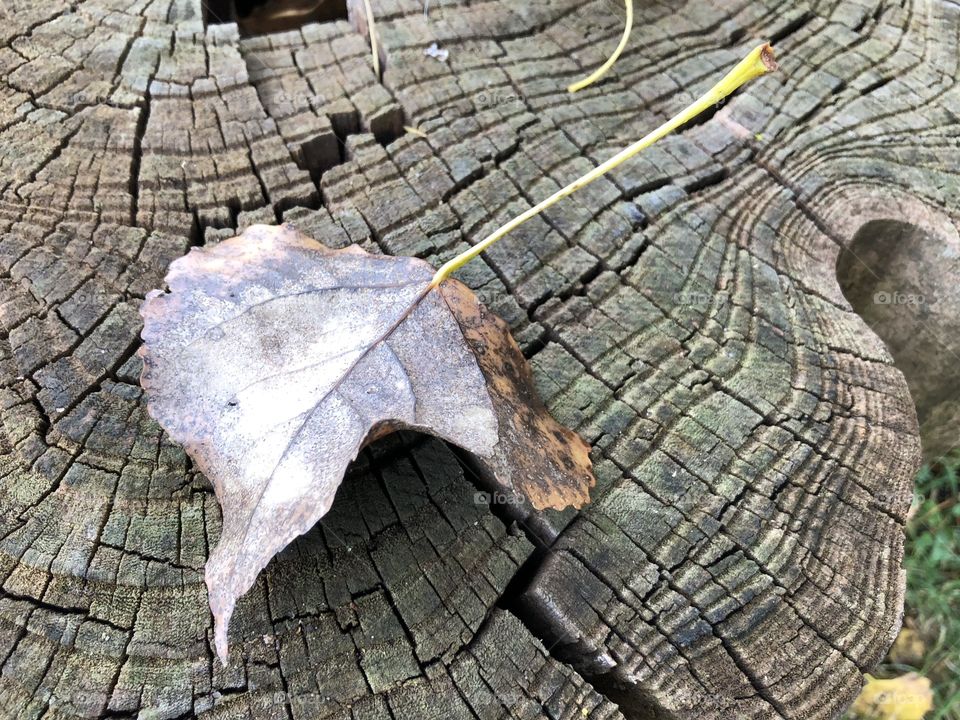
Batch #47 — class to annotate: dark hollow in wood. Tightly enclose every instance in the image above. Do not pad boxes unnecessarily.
[838,219,960,461]
[205,0,349,36]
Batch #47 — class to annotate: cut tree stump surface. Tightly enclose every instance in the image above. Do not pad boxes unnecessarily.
[0,0,946,717]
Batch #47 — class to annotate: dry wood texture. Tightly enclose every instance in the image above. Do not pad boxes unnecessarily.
[0,0,947,717]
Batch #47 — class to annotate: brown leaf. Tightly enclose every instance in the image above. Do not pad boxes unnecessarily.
[138,223,594,662]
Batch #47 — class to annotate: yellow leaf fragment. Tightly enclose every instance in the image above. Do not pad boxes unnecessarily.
[850,673,933,720]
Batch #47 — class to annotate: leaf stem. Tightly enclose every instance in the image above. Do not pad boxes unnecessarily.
[430,42,778,288]
[567,0,634,94]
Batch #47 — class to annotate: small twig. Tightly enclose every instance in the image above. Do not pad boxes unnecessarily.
[567,0,634,93]
[430,43,779,287]
[362,0,380,78]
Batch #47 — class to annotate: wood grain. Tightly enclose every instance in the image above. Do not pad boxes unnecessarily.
[0,0,943,717]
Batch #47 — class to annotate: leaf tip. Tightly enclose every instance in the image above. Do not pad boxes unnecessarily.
[209,583,236,666]
[214,625,230,666]
[205,556,239,666]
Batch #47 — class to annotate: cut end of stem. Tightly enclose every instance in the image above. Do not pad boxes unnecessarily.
[430,42,778,288]
[759,42,779,72]
[708,42,778,103]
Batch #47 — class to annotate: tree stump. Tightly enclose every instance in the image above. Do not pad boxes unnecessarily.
[0,0,943,717]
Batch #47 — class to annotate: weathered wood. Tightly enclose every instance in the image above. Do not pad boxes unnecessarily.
[836,197,960,461]
[0,0,945,717]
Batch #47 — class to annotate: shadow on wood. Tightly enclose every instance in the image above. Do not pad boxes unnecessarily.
[838,219,960,461]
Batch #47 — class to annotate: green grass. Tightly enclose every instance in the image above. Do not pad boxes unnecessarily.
[846,453,960,719]
[901,454,960,719]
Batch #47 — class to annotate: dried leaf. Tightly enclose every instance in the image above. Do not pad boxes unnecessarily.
[851,673,934,720]
[139,223,594,662]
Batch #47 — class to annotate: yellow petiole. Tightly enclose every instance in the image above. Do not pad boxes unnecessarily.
[430,43,778,288]
[567,0,634,94]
